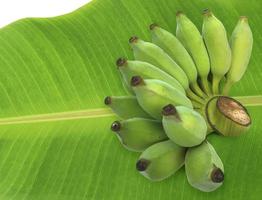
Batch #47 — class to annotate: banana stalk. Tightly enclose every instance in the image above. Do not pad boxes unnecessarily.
[205,96,251,136]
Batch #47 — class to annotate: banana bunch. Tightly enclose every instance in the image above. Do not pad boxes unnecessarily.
[105,10,253,192]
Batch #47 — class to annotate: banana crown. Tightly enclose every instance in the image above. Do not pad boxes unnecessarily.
[206,96,251,136]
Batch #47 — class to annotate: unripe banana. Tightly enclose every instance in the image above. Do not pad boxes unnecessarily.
[104,96,151,119]
[185,141,224,192]
[150,24,206,98]
[136,140,186,181]
[206,96,251,136]
[130,76,193,120]
[176,11,211,95]
[162,104,207,147]
[129,36,189,90]
[116,58,185,94]
[202,10,232,94]
[110,118,167,152]
[129,37,205,104]
[223,16,253,95]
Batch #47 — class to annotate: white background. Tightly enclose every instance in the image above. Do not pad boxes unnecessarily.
[0,0,92,28]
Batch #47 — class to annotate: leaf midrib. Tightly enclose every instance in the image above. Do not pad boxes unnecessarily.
[0,108,114,125]
[0,95,261,125]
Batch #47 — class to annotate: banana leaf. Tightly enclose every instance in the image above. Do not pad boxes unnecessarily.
[0,0,261,199]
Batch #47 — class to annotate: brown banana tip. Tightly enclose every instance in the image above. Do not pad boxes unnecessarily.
[240,16,248,22]
[104,96,112,105]
[136,159,150,171]
[162,104,181,121]
[129,36,139,43]
[202,8,212,16]
[211,168,224,183]
[149,23,158,30]
[176,10,184,16]
[130,76,144,87]
[111,121,121,132]
[116,58,127,67]
[162,104,176,116]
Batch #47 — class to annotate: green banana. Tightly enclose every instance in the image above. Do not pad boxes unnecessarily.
[202,10,231,94]
[130,76,193,120]
[185,141,224,192]
[176,11,211,95]
[129,36,189,90]
[223,16,253,95]
[162,104,207,147]
[104,96,151,119]
[136,140,186,181]
[116,58,185,94]
[150,24,206,98]
[129,36,204,104]
[110,118,167,152]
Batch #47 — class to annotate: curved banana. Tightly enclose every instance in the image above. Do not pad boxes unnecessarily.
[185,141,224,192]
[130,76,193,120]
[110,118,167,152]
[162,104,207,147]
[176,11,211,95]
[129,36,189,90]
[136,140,186,181]
[116,58,185,94]
[223,16,253,95]
[202,10,231,94]
[104,96,151,119]
[150,24,206,98]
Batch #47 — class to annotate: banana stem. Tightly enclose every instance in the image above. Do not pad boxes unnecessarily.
[191,100,203,109]
[191,82,208,98]
[212,75,221,95]
[222,80,234,95]
[186,88,205,104]
[200,77,212,96]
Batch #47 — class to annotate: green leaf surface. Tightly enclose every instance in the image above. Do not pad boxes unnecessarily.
[0,0,261,199]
